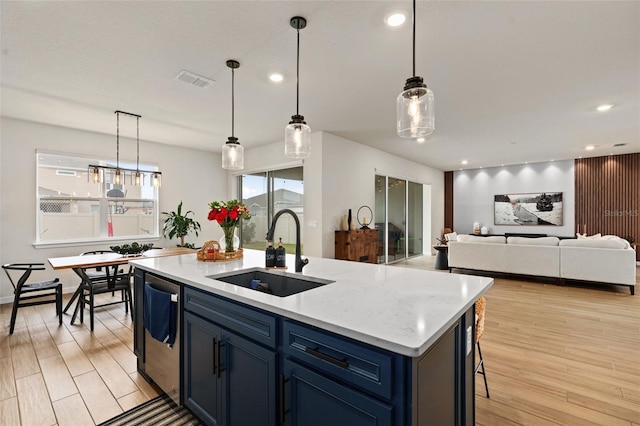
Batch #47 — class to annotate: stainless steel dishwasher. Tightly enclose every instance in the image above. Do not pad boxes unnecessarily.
[143,274,180,405]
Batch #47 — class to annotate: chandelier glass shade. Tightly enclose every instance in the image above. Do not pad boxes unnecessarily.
[284,16,311,159]
[397,0,435,138]
[88,110,162,187]
[222,60,244,170]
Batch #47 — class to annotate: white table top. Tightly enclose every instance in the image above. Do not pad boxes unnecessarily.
[130,249,493,357]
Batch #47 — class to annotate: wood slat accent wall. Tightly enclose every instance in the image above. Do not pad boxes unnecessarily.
[575,153,640,260]
[444,171,454,231]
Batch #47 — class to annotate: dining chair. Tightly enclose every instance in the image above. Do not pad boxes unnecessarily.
[475,296,490,398]
[2,263,62,334]
[78,261,133,331]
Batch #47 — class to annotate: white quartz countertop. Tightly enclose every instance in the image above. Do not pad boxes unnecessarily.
[130,249,493,357]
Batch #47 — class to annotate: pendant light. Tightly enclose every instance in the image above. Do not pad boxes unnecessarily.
[284,16,311,159]
[88,110,162,187]
[222,59,244,170]
[397,0,434,138]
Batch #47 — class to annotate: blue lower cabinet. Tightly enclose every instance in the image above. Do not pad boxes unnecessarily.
[184,311,277,426]
[283,359,394,426]
[184,312,222,425]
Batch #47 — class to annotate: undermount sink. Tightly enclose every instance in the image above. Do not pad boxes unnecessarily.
[207,267,334,297]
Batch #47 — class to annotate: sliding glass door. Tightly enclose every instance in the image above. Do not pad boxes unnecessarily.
[375,174,423,263]
[240,167,304,254]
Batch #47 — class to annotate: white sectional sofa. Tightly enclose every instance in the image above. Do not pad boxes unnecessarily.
[448,234,636,294]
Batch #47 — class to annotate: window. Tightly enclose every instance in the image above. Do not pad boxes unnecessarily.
[36,151,160,244]
[239,167,304,253]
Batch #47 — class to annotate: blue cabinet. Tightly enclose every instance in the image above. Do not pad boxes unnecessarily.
[134,274,475,426]
[183,289,277,426]
[283,359,394,426]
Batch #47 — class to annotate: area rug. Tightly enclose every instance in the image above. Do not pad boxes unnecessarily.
[98,393,200,426]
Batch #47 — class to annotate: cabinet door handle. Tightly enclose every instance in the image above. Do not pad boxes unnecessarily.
[216,340,222,379]
[304,347,349,369]
[212,338,217,375]
[279,374,287,424]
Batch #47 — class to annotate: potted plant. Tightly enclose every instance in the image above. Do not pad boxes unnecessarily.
[162,201,201,248]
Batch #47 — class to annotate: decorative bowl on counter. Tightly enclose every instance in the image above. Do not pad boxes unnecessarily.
[110,242,154,256]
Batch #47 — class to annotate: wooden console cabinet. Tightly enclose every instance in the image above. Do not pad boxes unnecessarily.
[335,229,378,264]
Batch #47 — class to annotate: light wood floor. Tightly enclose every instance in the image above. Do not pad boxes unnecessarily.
[1,260,639,425]
[0,293,161,426]
[397,256,640,426]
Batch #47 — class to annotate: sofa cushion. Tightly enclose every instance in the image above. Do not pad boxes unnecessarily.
[560,239,627,249]
[457,235,506,244]
[507,236,560,246]
[601,235,632,249]
[576,233,601,239]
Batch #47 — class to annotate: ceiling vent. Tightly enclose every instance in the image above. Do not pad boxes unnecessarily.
[174,70,215,88]
[613,143,627,147]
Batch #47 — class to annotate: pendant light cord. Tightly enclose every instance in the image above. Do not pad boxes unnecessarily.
[116,111,120,169]
[136,116,140,170]
[231,67,235,138]
[412,0,416,77]
[296,27,300,115]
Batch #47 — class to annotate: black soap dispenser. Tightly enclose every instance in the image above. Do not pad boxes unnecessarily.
[276,238,286,268]
[265,240,276,268]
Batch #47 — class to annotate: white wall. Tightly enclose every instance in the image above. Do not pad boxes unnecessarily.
[242,132,445,260]
[0,117,225,302]
[453,160,575,237]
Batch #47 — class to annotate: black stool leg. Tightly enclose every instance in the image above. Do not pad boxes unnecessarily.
[477,341,490,398]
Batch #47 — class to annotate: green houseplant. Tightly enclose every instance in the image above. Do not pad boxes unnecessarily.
[162,201,201,248]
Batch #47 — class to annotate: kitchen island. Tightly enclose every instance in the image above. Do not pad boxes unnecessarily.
[130,249,493,426]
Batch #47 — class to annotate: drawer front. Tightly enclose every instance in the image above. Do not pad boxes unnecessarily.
[282,320,395,400]
[184,286,277,349]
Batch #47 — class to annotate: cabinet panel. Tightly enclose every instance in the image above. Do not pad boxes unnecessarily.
[133,269,145,360]
[184,312,221,425]
[412,321,459,426]
[283,320,395,400]
[284,359,393,426]
[221,330,277,426]
[184,286,277,348]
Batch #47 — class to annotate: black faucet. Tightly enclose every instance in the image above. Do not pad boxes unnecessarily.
[266,209,309,273]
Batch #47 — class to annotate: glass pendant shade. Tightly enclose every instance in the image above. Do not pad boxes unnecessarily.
[397,80,434,138]
[134,171,142,186]
[285,117,311,159]
[222,137,244,170]
[114,169,122,185]
[153,172,162,187]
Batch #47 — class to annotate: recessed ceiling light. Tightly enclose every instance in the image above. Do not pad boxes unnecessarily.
[461,160,468,165]
[384,12,406,27]
[501,164,504,167]
[524,162,528,164]
[550,159,554,162]
[585,145,595,151]
[596,104,613,112]
[268,73,284,82]
[416,137,425,143]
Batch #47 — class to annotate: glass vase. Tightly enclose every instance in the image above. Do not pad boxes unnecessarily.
[220,226,239,253]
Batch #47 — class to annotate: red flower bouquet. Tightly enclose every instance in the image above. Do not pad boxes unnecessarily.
[208,200,251,252]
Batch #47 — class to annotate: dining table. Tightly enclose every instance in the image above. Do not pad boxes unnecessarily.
[48,247,196,325]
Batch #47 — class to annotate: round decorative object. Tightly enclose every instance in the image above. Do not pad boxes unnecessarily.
[357,206,373,229]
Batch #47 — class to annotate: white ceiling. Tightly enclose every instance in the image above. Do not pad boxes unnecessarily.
[1,1,639,172]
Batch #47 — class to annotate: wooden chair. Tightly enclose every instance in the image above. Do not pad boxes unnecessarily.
[2,263,62,334]
[475,296,490,398]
